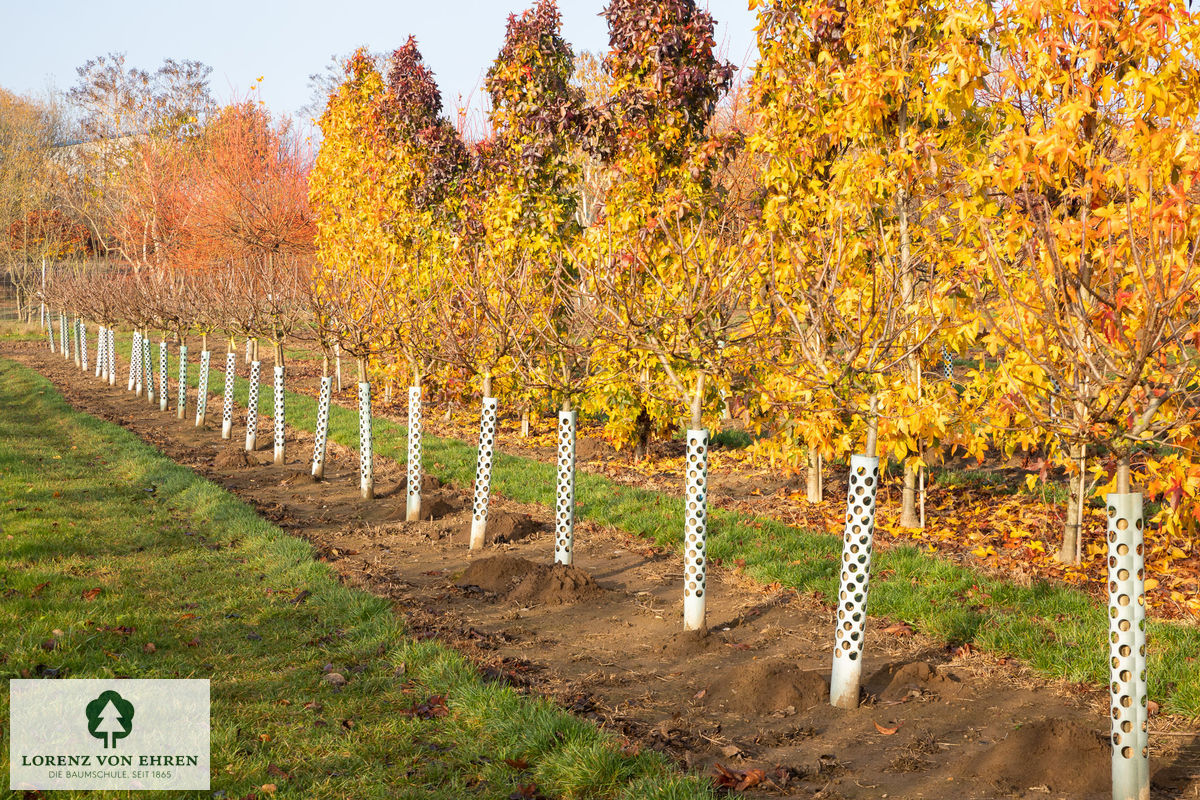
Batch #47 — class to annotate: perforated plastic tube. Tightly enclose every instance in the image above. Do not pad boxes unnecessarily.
[245,360,261,451]
[273,365,285,463]
[128,331,140,391]
[195,350,210,426]
[221,351,236,439]
[158,341,169,411]
[94,326,105,378]
[1107,493,1149,800]
[830,454,880,708]
[106,328,115,386]
[468,397,499,549]
[554,411,577,566]
[142,338,154,405]
[358,381,374,500]
[311,375,332,478]
[406,386,423,521]
[176,344,188,418]
[130,331,142,394]
[682,429,710,631]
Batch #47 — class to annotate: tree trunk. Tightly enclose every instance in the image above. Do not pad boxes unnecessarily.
[900,465,920,527]
[806,449,822,503]
[1056,441,1086,564]
[864,395,880,459]
[633,407,652,460]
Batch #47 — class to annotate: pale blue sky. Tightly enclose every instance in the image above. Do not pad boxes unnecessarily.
[2,1,759,124]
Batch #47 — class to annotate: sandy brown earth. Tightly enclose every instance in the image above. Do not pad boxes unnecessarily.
[8,340,1199,800]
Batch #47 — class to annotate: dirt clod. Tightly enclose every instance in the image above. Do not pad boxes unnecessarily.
[707,658,829,715]
[458,556,604,606]
[867,661,964,702]
[214,447,252,469]
[968,717,1110,796]
[462,510,540,545]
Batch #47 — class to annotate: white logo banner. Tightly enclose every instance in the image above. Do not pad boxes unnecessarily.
[9,679,210,790]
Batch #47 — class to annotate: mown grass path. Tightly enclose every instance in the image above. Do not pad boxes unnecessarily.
[60,336,1200,714]
[0,357,713,799]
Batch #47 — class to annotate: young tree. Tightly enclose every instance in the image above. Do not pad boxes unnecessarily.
[750,0,992,706]
[579,0,747,630]
[966,4,1200,794]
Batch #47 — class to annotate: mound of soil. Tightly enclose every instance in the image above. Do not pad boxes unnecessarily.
[458,556,604,606]
[419,491,461,521]
[214,447,252,469]
[707,658,829,715]
[969,717,1110,797]
[867,661,965,702]
[396,473,443,495]
[509,563,603,606]
[657,629,727,658]
[458,510,540,545]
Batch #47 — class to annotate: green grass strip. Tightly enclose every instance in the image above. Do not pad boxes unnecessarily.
[87,333,1200,715]
[0,357,713,800]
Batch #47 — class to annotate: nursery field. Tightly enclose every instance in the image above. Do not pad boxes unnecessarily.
[5,335,1200,799]
[0,354,709,800]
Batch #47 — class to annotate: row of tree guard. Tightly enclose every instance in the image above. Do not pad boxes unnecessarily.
[40,308,1151,800]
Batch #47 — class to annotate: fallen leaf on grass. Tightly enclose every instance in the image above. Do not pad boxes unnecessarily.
[949,642,977,658]
[266,764,290,780]
[81,588,102,602]
[508,784,545,799]
[712,763,766,791]
[30,582,50,597]
[874,720,901,735]
[401,695,449,720]
[881,622,914,637]
[504,757,529,770]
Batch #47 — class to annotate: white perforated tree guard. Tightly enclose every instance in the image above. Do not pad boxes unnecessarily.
[142,338,154,405]
[95,326,105,378]
[72,317,81,367]
[555,410,578,566]
[683,429,710,630]
[1107,493,1149,800]
[106,328,116,386]
[406,386,423,521]
[158,341,169,410]
[358,381,374,500]
[46,316,55,352]
[941,345,953,381]
[469,397,499,550]
[221,351,236,439]
[831,454,880,709]
[79,322,88,373]
[245,360,261,451]
[273,365,286,464]
[127,331,140,390]
[195,350,211,426]
[131,331,142,394]
[311,375,333,479]
[176,344,188,418]
[60,313,68,360]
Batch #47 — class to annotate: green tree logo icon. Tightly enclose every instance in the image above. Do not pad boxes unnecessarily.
[86,690,135,748]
